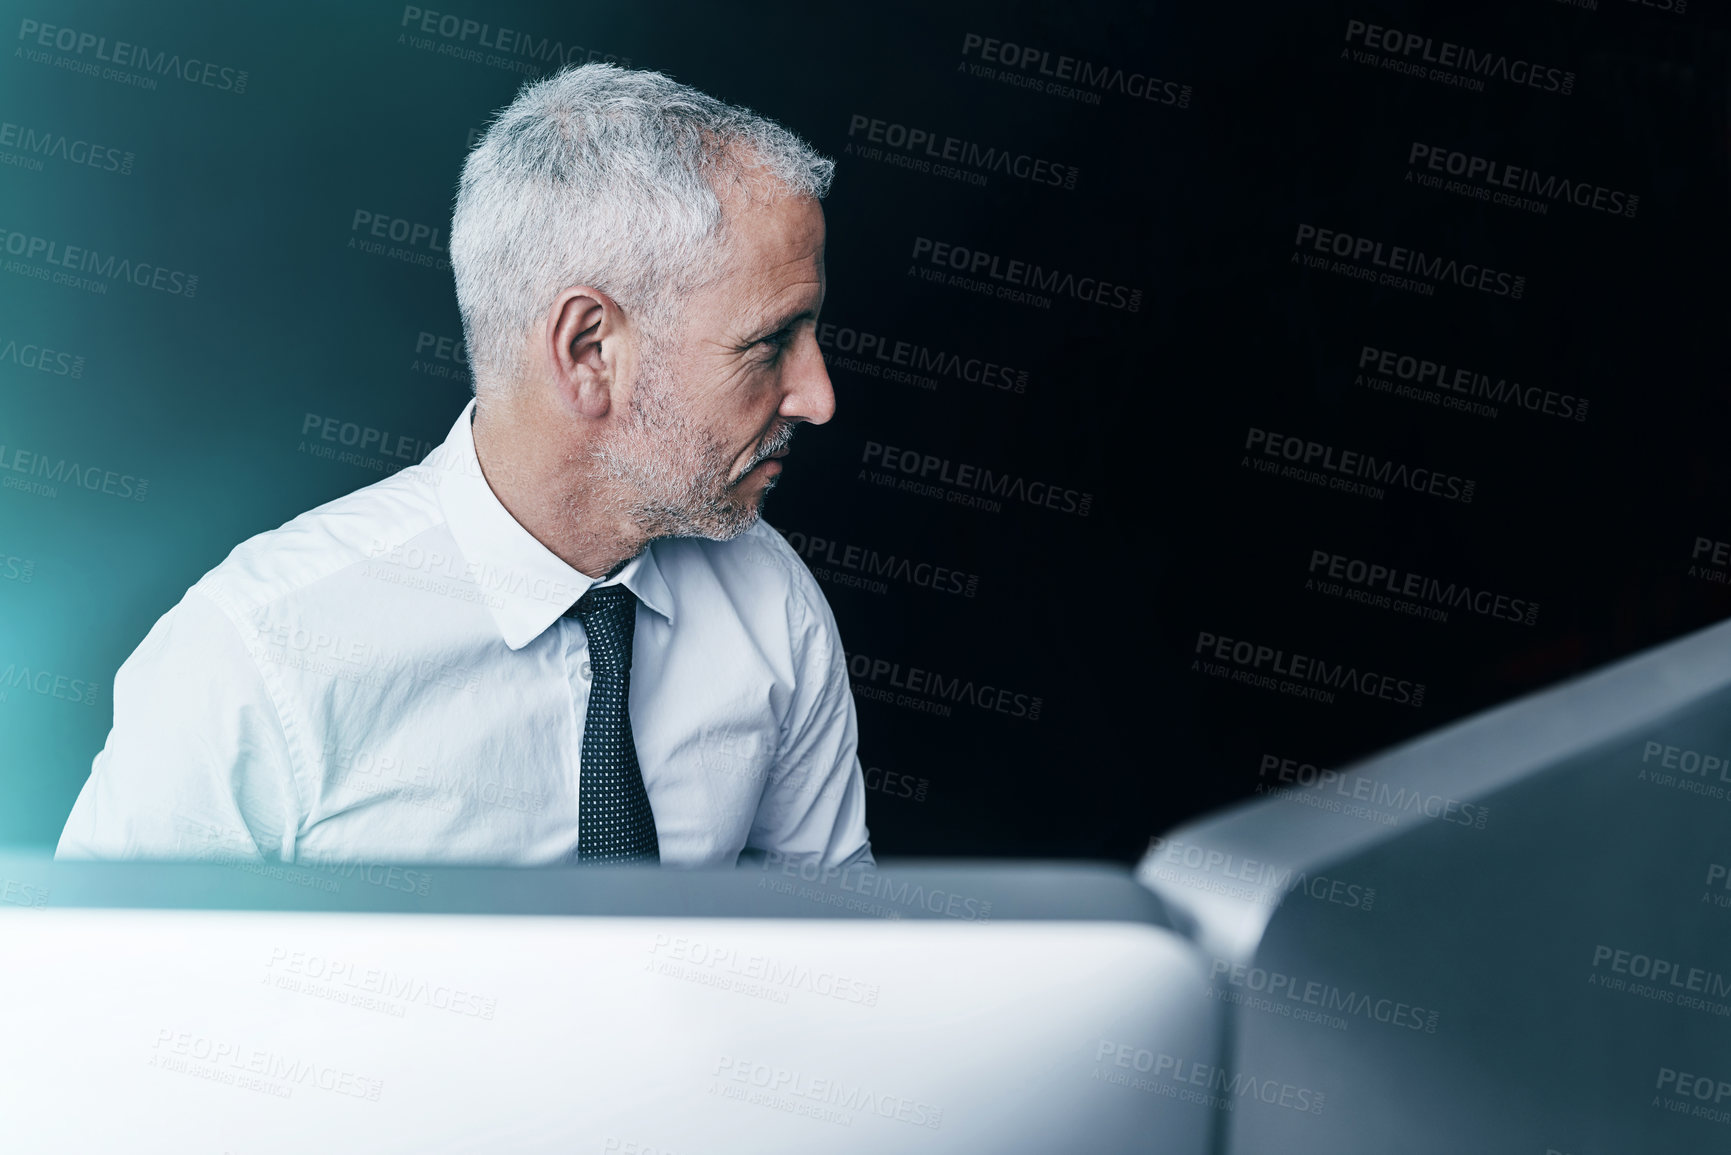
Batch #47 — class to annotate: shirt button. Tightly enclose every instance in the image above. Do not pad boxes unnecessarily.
[579,660,592,681]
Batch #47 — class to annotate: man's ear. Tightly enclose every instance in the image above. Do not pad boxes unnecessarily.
[546,286,622,420]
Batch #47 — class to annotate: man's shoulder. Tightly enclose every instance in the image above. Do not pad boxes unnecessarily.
[192,462,448,620]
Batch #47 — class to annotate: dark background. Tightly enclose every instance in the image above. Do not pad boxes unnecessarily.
[1,0,1725,858]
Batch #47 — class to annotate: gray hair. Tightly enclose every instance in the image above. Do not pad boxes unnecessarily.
[450,63,834,395]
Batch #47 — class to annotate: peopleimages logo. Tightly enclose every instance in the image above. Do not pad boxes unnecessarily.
[0,333,84,378]
[0,551,35,583]
[1654,1066,1731,1128]
[959,33,1193,108]
[845,648,1042,721]
[1208,958,1440,1033]
[1342,18,1574,95]
[351,210,444,252]
[817,321,1028,395]
[396,6,631,74]
[0,441,148,501]
[411,330,467,382]
[863,439,1093,517]
[349,210,449,272]
[1705,862,1731,906]
[264,946,494,1017]
[777,527,980,599]
[1244,427,1475,504]
[0,877,49,909]
[0,118,133,175]
[323,738,544,815]
[1307,548,1540,627]
[1357,344,1586,423]
[0,226,198,297]
[1093,1041,1327,1115]
[300,413,437,469]
[1407,143,1637,219]
[910,236,1142,312]
[1692,538,1731,589]
[1625,0,1687,16]
[1294,223,1524,299]
[864,765,930,803]
[1256,753,1489,830]
[712,1056,943,1130]
[150,1030,383,1101]
[1144,834,1376,912]
[1590,944,1731,1003]
[1638,740,1731,803]
[648,933,880,1007]
[16,18,250,93]
[0,663,99,707]
[845,113,1079,190]
[1194,630,1426,708]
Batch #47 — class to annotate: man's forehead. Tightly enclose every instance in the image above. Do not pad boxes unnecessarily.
[720,190,824,271]
[715,193,825,322]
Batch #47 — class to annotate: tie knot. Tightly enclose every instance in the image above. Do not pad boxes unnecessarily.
[568,584,638,672]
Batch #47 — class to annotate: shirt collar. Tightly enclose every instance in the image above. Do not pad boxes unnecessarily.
[430,398,674,650]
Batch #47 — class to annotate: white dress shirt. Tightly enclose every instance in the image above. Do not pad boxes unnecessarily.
[56,400,873,871]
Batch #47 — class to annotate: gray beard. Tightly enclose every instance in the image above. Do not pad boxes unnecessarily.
[588,359,793,542]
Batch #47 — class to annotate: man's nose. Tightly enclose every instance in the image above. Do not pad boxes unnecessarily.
[781,335,836,425]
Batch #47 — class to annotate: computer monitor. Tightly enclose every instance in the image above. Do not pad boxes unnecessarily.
[1140,614,1731,1154]
[0,859,1224,1154]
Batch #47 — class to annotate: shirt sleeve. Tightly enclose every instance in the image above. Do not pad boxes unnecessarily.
[744,566,874,873]
[55,589,302,863]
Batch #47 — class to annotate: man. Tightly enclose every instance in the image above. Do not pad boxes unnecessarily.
[56,63,872,871]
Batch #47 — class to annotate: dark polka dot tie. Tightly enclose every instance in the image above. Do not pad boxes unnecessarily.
[566,585,659,864]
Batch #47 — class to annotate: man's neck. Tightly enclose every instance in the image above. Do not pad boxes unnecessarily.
[470,396,648,579]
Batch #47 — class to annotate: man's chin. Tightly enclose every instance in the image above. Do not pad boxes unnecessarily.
[682,485,768,542]
[693,512,759,542]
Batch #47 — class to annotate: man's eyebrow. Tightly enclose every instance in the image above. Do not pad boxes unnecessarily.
[751,307,818,339]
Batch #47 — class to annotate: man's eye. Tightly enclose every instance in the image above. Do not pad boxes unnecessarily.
[757,330,795,358]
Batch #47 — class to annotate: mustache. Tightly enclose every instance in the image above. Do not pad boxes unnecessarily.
[739,421,797,475]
